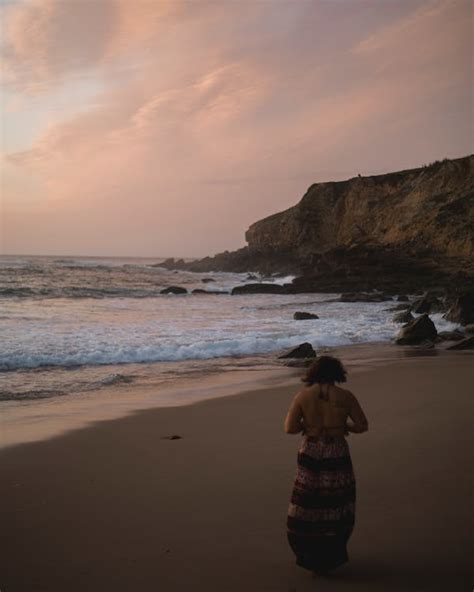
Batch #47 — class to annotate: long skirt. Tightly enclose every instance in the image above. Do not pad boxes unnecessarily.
[287,434,356,573]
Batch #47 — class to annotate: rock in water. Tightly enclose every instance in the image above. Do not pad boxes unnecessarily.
[446,336,474,350]
[340,292,391,302]
[279,343,316,359]
[231,283,288,295]
[293,312,319,320]
[395,314,438,345]
[443,291,474,325]
[160,286,187,294]
[393,310,414,323]
[201,278,215,283]
[410,295,442,314]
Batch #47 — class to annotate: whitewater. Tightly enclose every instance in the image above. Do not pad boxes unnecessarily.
[0,255,459,401]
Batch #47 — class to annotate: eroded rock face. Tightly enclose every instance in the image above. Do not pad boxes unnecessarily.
[245,156,473,262]
[395,314,438,345]
[278,343,316,359]
[156,156,474,293]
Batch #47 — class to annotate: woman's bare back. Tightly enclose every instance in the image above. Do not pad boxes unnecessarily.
[299,383,367,437]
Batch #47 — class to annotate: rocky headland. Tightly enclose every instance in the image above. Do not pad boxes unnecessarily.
[159,155,473,296]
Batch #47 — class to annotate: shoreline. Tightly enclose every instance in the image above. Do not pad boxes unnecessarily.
[1,340,463,451]
[0,346,472,591]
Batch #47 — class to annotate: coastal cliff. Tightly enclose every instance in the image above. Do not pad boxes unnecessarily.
[160,155,474,292]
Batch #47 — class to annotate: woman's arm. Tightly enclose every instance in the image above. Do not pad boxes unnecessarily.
[346,391,369,433]
[284,394,305,434]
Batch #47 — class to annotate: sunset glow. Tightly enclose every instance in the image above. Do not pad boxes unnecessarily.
[1,0,472,257]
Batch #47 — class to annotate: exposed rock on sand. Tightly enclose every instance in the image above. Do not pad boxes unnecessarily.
[293,312,319,320]
[278,342,316,359]
[446,336,474,350]
[437,330,465,342]
[395,314,438,345]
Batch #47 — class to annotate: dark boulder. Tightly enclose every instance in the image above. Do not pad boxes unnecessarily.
[397,295,409,302]
[231,283,288,295]
[395,314,438,345]
[340,292,392,302]
[446,336,474,350]
[201,278,216,283]
[393,311,414,324]
[293,312,319,320]
[443,291,474,325]
[463,324,474,334]
[191,289,227,295]
[160,286,188,295]
[278,342,316,359]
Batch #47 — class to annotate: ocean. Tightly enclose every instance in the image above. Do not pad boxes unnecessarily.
[0,254,459,405]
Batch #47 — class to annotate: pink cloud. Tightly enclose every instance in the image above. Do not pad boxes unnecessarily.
[1,0,472,256]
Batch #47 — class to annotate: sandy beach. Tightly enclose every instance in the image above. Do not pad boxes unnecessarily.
[1,348,472,592]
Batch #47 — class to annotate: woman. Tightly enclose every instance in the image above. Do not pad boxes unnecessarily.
[284,355,368,577]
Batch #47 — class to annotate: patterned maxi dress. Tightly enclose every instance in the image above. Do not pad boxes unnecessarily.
[287,433,356,572]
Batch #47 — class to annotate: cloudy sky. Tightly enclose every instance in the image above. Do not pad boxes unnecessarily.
[1,0,472,257]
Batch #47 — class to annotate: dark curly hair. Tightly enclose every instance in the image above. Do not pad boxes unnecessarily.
[302,355,347,386]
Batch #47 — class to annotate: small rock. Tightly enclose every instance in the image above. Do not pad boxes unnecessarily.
[231,283,287,295]
[191,289,227,295]
[437,330,465,342]
[464,324,474,334]
[293,312,319,320]
[340,292,391,302]
[410,295,443,314]
[278,342,316,359]
[201,278,215,283]
[161,435,182,440]
[393,311,414,323]
[397,295,409,302]
[446,336,474,350]
[160,286,187,295]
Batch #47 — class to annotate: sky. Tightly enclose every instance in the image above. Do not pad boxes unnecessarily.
[1,0,472,258]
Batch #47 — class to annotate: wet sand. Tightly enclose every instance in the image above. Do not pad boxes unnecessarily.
[0,349,472,591]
